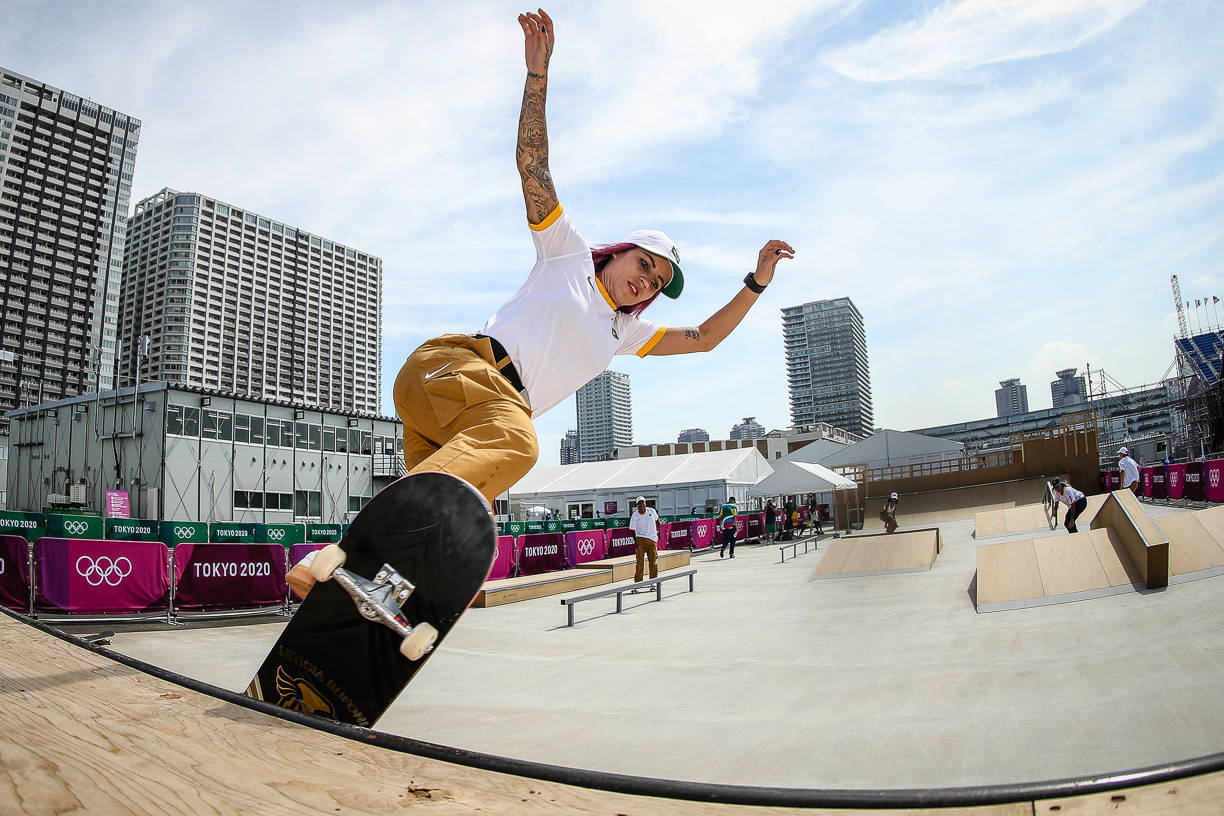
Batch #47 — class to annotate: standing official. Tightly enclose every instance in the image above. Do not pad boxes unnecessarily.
[629,497,661,586]
[1118,446,1140,494]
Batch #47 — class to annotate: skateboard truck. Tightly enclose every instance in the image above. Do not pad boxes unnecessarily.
[309,544,439,660]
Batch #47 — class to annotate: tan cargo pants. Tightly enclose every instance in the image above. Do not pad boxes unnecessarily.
[392,334,538,508]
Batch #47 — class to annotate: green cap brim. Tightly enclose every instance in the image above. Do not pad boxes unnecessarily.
[662,261,684,298]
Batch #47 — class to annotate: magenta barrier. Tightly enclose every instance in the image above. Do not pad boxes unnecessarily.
[488,535,516,580]
[746,513,764,539]
[172,543,287,611]
[34,538,170,614]
[733,515,747,540]
[1185,462,1205,501]
[1152,465,1168,500]
[605,527,637,559]
[0,535,31,612]
[661,521,690,551]
[689,518,716,550]
[516,532,566,576]
[1101,470,1121,492]
[1207,460,1224,502]
[1142,468,1154,498]
[288,542,329,569]
[566,529,607,566]
[1167,464,1187,500]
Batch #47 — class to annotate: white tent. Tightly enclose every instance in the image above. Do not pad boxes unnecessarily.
[749,460,857,496]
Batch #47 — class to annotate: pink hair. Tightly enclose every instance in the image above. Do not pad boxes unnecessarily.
[590,243,662,318]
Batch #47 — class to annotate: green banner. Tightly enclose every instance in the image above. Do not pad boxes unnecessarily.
[209,522,257,542]
[0,510,45,542]
[606,517,630,529]
[305,524,344,543]
[576,518,606,530]
[105,518,160,541]
[46,514,104,539]
[255,523,304,546]
[501,521,525,537]
[160,520,208,546]
[525,521,545,534]
[559,519,577,532]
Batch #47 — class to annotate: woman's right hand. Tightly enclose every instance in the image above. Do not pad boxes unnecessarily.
[519,9,554,75]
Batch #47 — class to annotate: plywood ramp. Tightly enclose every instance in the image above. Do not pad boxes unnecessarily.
[865,476,1061,531]
[975,528,1144,613]
[974,494,1107,539]
[1155,507,1224,582]
[812,529,940,580]
[475,567,611,607]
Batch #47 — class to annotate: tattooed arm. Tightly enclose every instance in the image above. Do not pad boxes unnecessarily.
[647,240,795,355]
[517,10,559,225]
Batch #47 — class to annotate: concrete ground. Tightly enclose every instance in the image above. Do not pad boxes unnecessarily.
[58,501,1224,791]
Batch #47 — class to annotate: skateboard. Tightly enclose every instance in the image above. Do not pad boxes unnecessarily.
[244,471,496,728]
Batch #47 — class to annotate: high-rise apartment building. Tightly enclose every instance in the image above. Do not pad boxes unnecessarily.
[1051,368,1086,409]
[729,416,765,440]
[575,370,632,462]
[119,188,382,414]
[560,429,579,465]
[677,428,709,444]
[0,68,140,430]
[995,378,1029,417]
[782,298,873,438]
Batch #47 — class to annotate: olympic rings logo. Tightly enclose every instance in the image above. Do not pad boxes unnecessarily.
[1212,471,1221,488]
[64,520,90,536]
[577,538,597,556]
[76,555,132,587]
[174,526,197,538]
[267,529,285,541]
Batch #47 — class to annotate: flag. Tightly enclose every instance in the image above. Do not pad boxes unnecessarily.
[1215,296,1220,304]
[1196,299,1202,307]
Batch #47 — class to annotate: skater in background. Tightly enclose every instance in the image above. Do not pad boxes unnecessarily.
[1051,477,1088,533]
[879,492,899,534]
[1118,446,1140,495]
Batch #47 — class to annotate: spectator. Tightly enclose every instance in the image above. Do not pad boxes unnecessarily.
[764,500,778,542]
[719,495,738,558]
[1118,446,1140,495]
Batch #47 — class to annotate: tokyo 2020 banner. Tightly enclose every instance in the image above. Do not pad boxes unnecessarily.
[488,535,516,580]
[34,538,170,614]
[565,529,606,565]
[515,533,566,576]
[605,527,637,558]
[172,543,287,611]
[0,534,31,612]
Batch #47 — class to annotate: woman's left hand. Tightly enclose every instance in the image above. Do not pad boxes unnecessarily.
[753,240,795,286]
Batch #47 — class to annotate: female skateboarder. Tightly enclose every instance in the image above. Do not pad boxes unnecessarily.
[289,9,794,596]
[393,9,793,505]
[1050,477,1088,533]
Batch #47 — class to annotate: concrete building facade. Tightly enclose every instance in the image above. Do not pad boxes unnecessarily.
[783,298,873,437]
[4,384,402,523]
[995,378,1029,417]
[0,67,140,428]
[118,188,382,414]
[1051,368,1087,409]
[575,370,632,462]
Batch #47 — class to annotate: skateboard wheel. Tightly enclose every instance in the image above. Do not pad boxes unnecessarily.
[400,622,438,660]
[309,544,347,581]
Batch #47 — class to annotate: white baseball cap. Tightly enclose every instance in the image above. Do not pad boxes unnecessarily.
[890,492,898,500]
[635,496,646,504]
[1118,446,1129,455]
[620,229,684,298]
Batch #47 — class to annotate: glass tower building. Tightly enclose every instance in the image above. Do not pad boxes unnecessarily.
[782,298,873,438]
[575,369,632,462]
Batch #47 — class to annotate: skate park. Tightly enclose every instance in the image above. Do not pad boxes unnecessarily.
[4,416,1224,813]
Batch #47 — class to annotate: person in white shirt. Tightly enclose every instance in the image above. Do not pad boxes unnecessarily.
[629,497,661,586]
[1050,477,1088,533]
[1118,447,1141,494]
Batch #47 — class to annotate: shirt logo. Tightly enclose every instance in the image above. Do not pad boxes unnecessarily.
[424,363,451,380]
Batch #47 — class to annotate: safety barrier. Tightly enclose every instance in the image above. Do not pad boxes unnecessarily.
[1102,459,1221,503]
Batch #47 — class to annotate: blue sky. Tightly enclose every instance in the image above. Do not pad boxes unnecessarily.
[5,0,1222,465]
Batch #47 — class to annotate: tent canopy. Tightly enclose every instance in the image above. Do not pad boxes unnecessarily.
[749,461,857,495]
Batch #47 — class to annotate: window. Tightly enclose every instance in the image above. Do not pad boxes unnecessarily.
[295,490,321,518]
[348,495,370,512]
[234,412,249,443]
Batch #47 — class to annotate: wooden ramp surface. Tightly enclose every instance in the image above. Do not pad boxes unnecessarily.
[475,567,611,607]
[1156,505,1224,582]
[574,549,691,582]
[812,530,939,579]
[975,528,1144,613]
[864,477,1061,531]
[974,494,1108,539]
[3,607,1224,814]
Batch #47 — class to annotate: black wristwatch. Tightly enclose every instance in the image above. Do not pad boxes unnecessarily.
[743,272,767,294]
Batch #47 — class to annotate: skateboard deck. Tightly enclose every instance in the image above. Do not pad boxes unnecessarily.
[245,471,495,728]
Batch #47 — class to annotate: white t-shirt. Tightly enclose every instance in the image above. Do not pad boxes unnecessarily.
[480,207,667,417]
[629,507,660,541]
[1055,485,1086,506]
[1119,456,1140,486]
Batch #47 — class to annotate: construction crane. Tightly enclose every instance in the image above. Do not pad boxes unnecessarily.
[1172,274,1189,339]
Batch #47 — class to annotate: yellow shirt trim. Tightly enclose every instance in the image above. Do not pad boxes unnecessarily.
[529,205,563,231]
[637,326,668,357]
[594,276,618,311]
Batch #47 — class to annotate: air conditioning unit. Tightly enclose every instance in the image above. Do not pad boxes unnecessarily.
[69,483,87,504]
[47,493,72,505]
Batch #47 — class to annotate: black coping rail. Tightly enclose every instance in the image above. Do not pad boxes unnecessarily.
[6,605,1224,810]
[559,569,696,627]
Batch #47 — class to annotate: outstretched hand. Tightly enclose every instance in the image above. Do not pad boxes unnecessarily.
[519,9,554,75]
[753,240,795,286]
